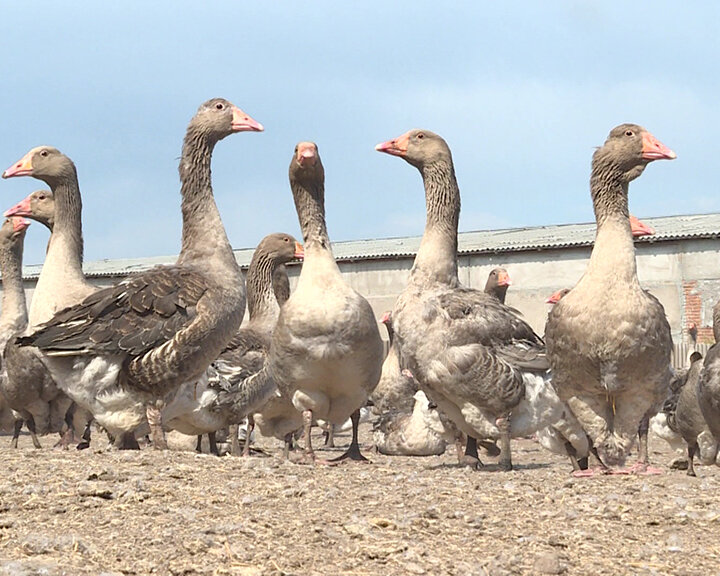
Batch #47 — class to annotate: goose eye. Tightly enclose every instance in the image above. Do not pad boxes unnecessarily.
[40,150,48,157]
[625,130,633,137]
[417,133,425,140]
[215,102,224,110]
[283,237,289,242]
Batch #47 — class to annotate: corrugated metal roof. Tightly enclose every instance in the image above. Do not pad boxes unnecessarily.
[18,212,720,280]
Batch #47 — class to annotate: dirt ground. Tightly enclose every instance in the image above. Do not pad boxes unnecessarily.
[0,424,717,576]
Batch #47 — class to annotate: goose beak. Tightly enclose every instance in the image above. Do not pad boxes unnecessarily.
[294,241,305,259]
[497,271,512,287]
[2,151,35,179]
[641,131,676,161]
[380,311,392,324]
[375,132,411,157]
[4,196,32,218]
[546,289,568,304]
[296,142,317,167]
[629,215,655,237]
[231,106,264,133]
[10,216,30,232]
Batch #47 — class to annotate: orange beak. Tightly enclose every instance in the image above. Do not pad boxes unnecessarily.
[2,150,35,179]
[546,288,569,304]
[4,195,32,218]
[629,215,655,237]
[641,131,676,161]
[294,241,305,259]
[375,131,411,157]
[380,311,392,324]
[231,106,264,133]
[497,270,512,287]
[10,216,30,232]
[296,142,317,166]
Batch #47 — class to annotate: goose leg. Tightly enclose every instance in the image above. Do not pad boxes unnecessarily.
[330,409,369,463]
[459,435,482,469]
[564,440,582,472]
[497,415,512,471]
[76,420,92,450]
[229,424,241,456]
[283,432,293,460]
[637,415,650,466]
[208,431,219,456]
[195,435,203,453]
[242,416,255,457]
[617,415,662,475]
[687,442,697,477]
[26,416,42,449]
[146,402,168,450]
[11,419,23,449]
[117,432,140,450]
[54,404,78,450]
[324,424,335,448]
[301,409,316,462]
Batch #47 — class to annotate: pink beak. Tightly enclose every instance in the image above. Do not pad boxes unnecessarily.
[641,131,676,161]
[231,106,264,133]
[4,196,32,218]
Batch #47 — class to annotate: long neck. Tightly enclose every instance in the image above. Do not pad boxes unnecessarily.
[246,252,281,326]
[30,174,92,326]
[45,177,85,283]
[176,128,239,277]
[292,178,330,252]
[586,163,637,281]
[411,160,460,286]
[0,240,28,334]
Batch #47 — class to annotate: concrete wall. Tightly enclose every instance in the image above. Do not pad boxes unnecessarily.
[15,237,720,352]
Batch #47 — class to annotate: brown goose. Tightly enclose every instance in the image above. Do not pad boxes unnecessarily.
[0,218,33,442]
[545,124,675,474]
[269,142,384,462]
[461,268,512,463]
[669,352,716,476]
[166,232,303,456]
[697,302,720,471]
[376,130,550,471]
[7,98,263,449]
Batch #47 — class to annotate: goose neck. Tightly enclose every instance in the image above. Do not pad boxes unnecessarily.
[411,161,460,286]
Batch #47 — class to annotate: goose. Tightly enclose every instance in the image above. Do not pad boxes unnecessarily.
[163,232,303,455]
[0,217,33,441]
[7,98,263,449]
[545,124,675,474]
[376,129,553,471]
[696,301,720,472]
[4,189,94,448]
[374,390,457,456]
[668,352,717,476]
[269,142,384,462]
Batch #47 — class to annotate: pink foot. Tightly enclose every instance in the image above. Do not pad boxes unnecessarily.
[571,466,610,478]
[623,461,663,476]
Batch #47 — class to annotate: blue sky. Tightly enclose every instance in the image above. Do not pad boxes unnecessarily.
[1,2,718,265]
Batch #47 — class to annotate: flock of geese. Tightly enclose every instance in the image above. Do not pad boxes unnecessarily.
[0,97,714,476]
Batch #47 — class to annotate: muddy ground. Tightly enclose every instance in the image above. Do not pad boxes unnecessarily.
[0,425,717,576]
